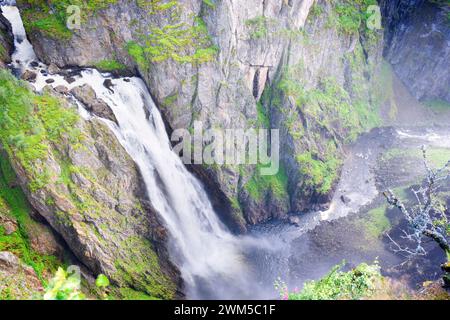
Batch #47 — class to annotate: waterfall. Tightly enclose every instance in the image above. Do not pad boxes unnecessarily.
[1,5,261,299]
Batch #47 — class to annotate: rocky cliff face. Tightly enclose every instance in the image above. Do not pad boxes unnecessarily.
[0,70,180,299]
[262,0,383,214]
[0,251,43,299]
[382,0,450,103]
[0,8,12,67]
[14,0,385,229]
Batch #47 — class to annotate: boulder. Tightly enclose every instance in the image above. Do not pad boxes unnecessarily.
[21,70,37,82]
[54,85,68,95]
[103,79,114,93]
[341,195,352,205]
[64,76,76,84]
[0,214,17,235]
[71,84,118,124]
[47,63,60,75]
[29,224,62,257]
[288,215,301,227]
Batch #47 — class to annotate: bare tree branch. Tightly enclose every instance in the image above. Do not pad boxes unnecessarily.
[383,146,450,259]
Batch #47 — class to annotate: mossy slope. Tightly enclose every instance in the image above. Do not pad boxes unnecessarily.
[0,69,177,299]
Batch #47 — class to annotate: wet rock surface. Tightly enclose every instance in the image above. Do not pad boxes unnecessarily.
[15,0,385,227]
[0,8,12,66]
[71,84,118,124]
[20,69,36,82]
[250,127,450,295]
[3,78,180,299]
[382,0,450,103]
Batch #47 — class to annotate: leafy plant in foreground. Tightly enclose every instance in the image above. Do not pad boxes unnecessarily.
[43,267,85,300]
[43,267,110,300]
[276,261,382,300]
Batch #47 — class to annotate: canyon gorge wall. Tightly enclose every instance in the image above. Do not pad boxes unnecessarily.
[1,0,449,298]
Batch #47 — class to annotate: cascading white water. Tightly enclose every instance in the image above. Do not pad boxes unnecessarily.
[1,5,261,298]
[8,3,447,300]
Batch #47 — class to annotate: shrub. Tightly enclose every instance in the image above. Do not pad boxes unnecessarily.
[43,267,85,300]
[94,59,126,72]
[43,268,110,300]
[276,261,382,300]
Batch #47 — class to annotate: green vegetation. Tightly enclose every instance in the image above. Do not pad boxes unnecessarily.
[245,16,276,40]
[136,0,178,12]
[244,15,307,41]
[423,99,450,112]
[43,267,85,300]
[296,151,341,195]
[0,154,61,284]
[278,66,380,142]
[202,0,216,8]
[0,70,81,192]
[95,274,110,288]
[277,67,375,195]
[1,70,176,299]
[275,41,382,194]
[20,0,118,40]
[244,163,288,201]
[43,268,111,300]
[331,0,379,35]
[277,261,382,300]
[383,147,450,169]
[373,60,397,120]
[256,102,270,128]
[125,41,147,70]
[308,2,325,21]
[0,30,10,62]
[115,287,157,300]
[347,44,383,130]
[358,206,391,240]
[93,59,126,72]
[161,93,178,109]
[126,4,217,69]
[114,235,175,299]
[229,196,242,211]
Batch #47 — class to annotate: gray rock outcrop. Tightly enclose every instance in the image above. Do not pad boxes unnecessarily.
[16,0,387,229]
[0,8,13,67]
[0,70,180,299]
[71,84,118,124]
[382,0,450,103]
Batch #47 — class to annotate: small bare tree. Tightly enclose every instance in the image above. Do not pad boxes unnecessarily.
[383,146,450,286]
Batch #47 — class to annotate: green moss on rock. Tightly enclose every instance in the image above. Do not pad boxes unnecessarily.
[126,2,217,68]
[0,154,61,284]
[244,163,289,201]
[93,59,127,72]
[0,69,177,299]
[19,0,118,40]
